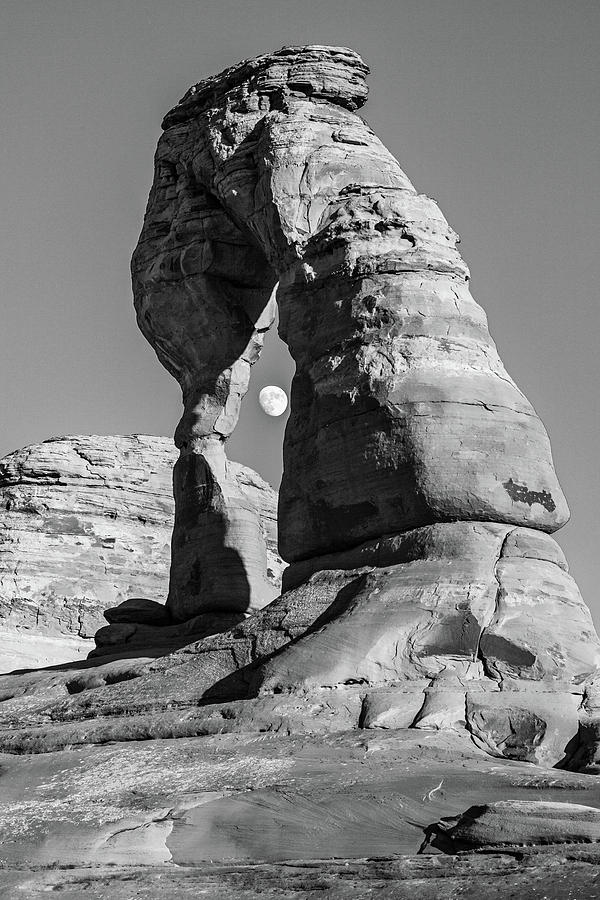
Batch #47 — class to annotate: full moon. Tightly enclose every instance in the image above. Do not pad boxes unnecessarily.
[258,385,288,417]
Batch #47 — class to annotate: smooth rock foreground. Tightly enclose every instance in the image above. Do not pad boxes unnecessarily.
[2,45,600,898]
[2,731,600,898]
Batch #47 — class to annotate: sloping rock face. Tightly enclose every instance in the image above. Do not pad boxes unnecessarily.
[0,436,284,670]
[2,730,600,897]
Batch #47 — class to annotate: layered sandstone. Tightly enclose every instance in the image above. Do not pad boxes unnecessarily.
[0,45,595,768]
[128,43,600,762]
[0,435,283,670]
[0,435,176,670]
[133,44,568,596]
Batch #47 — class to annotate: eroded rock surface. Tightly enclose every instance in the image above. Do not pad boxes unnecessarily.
[428,800,600,851]
[0,44,595,762]
[0,435,176,670]
[0,435,284,670]
[121,43,600,768]
[132,43,568,609]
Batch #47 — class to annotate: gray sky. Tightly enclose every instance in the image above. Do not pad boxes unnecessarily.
[1,1,599,620]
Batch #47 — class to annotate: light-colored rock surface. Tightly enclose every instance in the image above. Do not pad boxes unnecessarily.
[0,435,284,670]
[0,435,177,670]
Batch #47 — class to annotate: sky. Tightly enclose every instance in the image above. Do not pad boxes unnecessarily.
[1,1,599,618]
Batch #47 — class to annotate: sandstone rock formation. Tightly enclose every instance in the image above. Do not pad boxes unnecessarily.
[132,44,568,603]
[0,43,599,898]
[0,435,283,670]
[0,435,176,670]
[128,41,600,765]
[425,800,600,852]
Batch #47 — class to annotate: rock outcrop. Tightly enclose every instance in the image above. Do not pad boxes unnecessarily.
[0,435,176,670]
[0,435,283,670]
[132,44,568,608]
[0,43,596,765]
[127,41,600,765]
[425,800,600,852]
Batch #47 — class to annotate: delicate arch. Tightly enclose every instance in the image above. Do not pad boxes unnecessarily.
[132,46,568,620]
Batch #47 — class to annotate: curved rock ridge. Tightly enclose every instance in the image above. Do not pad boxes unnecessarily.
[0,435,283,671]
[132,43,568,626]
[425,800,600,852]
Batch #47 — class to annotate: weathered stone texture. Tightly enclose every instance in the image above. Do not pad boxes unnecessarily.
[429,800,600,851]
[113,44,600,763]
[0,45,595,774]
[132,44,568,595]
[0,435,177,670]
[0,435,283,670]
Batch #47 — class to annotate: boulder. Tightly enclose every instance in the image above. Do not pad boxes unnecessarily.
[428,800,600,851]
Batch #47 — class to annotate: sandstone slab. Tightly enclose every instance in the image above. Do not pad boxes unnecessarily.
[430,799,600,851]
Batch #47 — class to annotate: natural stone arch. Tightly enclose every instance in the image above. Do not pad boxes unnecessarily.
[132,45,568,622]
[0,45,597,774]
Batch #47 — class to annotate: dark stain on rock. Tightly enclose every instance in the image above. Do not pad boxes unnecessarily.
[479,634,536,669]
[503,478,556,513]
[468,703,547,762]
[44,515,86,536]
[419,612,482,657]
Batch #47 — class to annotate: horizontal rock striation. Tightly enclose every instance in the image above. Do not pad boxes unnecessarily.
[0,435,283,670]
[0,435,177,670]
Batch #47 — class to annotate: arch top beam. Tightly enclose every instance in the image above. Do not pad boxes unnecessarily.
[161,45,370,130]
